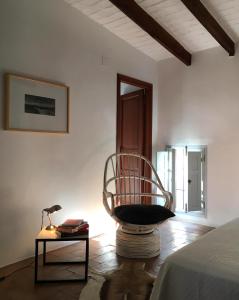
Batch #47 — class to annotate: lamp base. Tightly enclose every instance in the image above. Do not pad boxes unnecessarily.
[45,224,57,231]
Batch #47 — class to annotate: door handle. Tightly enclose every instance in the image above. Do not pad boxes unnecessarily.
[188,179,192,184]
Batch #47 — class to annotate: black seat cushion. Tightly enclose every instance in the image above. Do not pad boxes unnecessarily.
[114,204,175,225]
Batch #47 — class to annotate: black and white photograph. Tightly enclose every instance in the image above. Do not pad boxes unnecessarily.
[25,94,56,116]
[5,73,69,133]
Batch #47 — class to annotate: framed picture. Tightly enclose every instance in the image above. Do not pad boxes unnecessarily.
[4,73,69,133]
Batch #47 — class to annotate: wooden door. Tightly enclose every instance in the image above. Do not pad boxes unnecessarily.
[117,74,152,161]
[116,74,153,204]
[118,89,145,155]
[116,89,144,204]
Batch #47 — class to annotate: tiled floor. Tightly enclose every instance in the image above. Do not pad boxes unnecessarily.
[0,219,213,300]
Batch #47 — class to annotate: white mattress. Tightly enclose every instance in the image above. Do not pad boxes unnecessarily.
[150,218,239,300]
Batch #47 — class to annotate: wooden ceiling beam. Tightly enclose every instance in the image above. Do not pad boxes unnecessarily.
[181,0,235,56]
[108,0,191,66]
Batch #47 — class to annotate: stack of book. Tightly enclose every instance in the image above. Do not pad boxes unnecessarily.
[57,219,89,237]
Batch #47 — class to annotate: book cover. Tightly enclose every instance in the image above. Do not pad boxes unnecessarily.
[61,219,84,227]
[57,226,80,233]
[60,226,89,237]
[57,221,89,233]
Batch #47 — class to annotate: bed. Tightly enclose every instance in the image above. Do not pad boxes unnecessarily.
[150,218,239,300]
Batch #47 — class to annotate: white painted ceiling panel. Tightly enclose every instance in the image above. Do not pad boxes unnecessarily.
[64,0,239,62]
[202,0,239,40]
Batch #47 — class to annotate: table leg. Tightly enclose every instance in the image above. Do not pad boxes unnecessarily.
[34,240,39,283]
[85,239,89,281]
[43,241,46,265]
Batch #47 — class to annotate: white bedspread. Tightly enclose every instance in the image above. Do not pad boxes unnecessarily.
[150,218,239,300]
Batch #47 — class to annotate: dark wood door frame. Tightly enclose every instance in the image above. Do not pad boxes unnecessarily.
[116,73,153,162]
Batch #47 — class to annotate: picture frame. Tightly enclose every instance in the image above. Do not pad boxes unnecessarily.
[4,73,70,133]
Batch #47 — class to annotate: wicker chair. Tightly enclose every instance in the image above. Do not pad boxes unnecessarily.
[103,153,174,258]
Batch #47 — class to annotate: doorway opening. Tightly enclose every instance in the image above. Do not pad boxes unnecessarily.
[157,145,207,217]
[117,74,153,162]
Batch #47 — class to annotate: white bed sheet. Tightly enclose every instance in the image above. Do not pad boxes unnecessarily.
[150,218,239,300]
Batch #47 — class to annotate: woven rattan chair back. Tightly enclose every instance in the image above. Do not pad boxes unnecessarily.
[103,153,173,222]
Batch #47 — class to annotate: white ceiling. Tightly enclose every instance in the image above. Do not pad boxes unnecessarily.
[64,0,239,62]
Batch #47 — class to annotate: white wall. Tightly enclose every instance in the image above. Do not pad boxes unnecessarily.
[158,46,239,227]
[0,0,158,267]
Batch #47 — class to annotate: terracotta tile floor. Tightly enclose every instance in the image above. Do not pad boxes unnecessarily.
[0,219,213,300]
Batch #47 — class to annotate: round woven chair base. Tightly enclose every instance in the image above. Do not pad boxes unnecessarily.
[120,224,155,234]
[116,228,160,258]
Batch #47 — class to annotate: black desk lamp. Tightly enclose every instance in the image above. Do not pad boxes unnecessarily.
[41,205,62,230]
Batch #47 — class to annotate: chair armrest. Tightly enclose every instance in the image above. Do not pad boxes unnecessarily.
[162,191,173,210]
[103,192,115,216]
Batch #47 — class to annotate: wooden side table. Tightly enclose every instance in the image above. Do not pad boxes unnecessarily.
[34,229,89,283]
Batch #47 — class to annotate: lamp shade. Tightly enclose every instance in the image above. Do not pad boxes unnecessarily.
[43,205,62,214]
